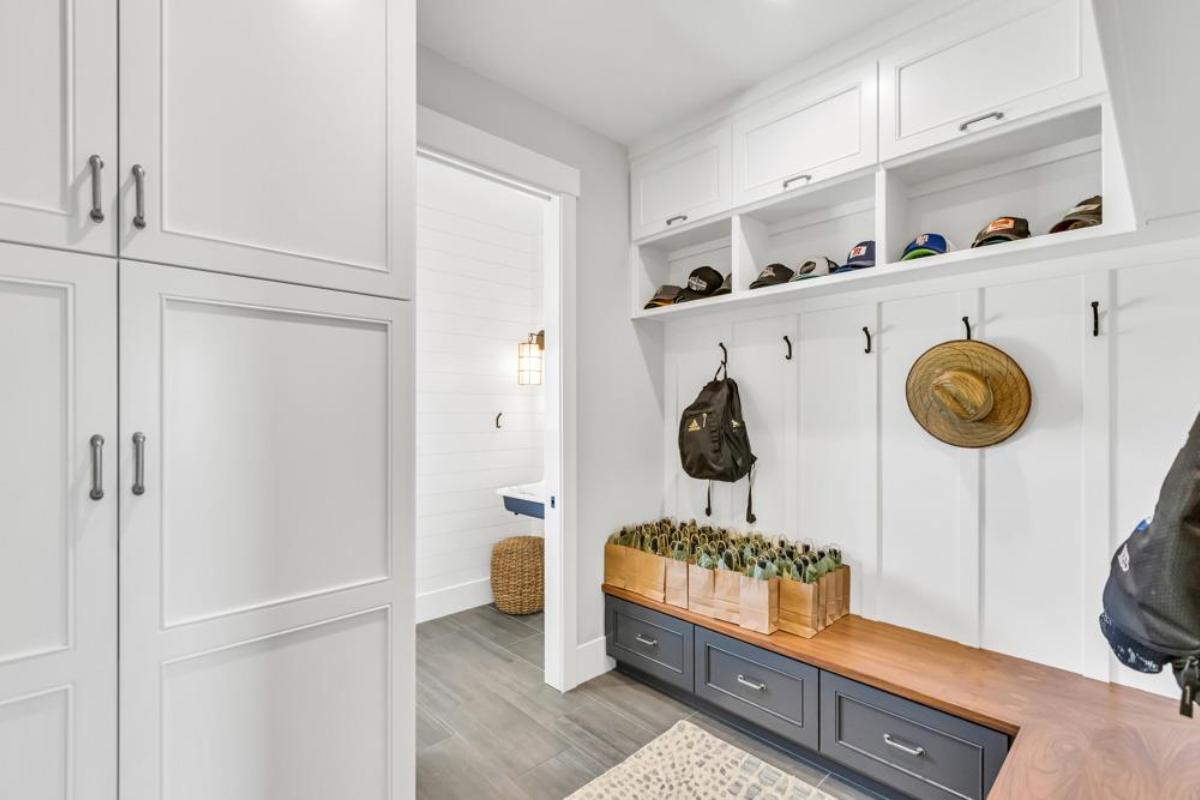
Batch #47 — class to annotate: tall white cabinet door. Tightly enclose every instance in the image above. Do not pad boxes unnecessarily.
[119,262,413,799]
[0,0,117,255]
[0,243,116,800]
[119,0,415,299]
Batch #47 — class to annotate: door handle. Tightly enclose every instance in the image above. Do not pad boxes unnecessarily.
[634,634,658,647]
[958,110,1004,132]
[736,674,766,692]
[782,174,812,190]
[665,214,688,226]
[88,155,105,223]
[883,733,926,757]
[131,432,146,495]
[131,164,147,229]
[89,434,105,500]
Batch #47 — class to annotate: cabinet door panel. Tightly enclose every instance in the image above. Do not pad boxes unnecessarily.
[0,243,116,800]
[733,61,877,206]
[0,0,116,254]
[120,0,414,298]
[631,124,731,241]
[119,262,413,799]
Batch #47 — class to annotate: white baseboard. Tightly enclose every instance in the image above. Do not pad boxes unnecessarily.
[416,577,493,623]
[573,635,614,687]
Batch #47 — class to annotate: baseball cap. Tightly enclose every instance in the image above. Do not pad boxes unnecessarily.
[749,263,795,289]
[674,266,724,303]
[901,233,953,261]
[712,272,733,296]
[643,285,682,309]
[971,217,1030,248]
[833,241,875,273]
[789,256,838,281]
[1050,195,1102,233]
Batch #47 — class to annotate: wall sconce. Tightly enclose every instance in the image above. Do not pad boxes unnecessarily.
[517,330,545,386]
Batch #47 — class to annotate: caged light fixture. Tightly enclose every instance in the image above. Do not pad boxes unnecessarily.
[517,330,545,386]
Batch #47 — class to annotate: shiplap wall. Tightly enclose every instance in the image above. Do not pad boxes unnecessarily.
[415,157,544,621]
[662,234,1200,699]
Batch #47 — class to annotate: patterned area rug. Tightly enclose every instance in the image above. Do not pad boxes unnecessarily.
[568,719,838,799]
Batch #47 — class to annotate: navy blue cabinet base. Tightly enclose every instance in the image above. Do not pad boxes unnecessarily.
[604,595,1009,800]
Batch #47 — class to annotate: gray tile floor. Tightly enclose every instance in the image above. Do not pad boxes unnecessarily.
[416,604,874,799]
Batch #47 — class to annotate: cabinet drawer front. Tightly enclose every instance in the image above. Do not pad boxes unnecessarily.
[694,628,818,750]
[605,597,693,690]
[820,673,1007,800]
[732,61,877,206]
[880,0,1103,159]
[630,123,731,240]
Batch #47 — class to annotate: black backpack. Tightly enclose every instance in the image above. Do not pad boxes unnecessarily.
[679,361,757,523]
[1100,409,1200,717]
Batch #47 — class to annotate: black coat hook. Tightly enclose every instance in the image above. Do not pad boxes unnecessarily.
[783,335,793,360]
[962,316,972,340]
[713,342,729,380]
[862,326,872,354]
[495,412,503,429]
[1091,301,1100,337]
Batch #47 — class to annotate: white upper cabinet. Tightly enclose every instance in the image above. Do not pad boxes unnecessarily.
[731,61,878,207]
[879,0,1105,161]
[0,0,117,255]
[631,123,731,241]
[119,0,415,298]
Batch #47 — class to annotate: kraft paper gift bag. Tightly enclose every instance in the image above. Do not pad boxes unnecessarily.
[604,544,627,590]
[778,580,821,638]
[739,576,779,634]
[626,548,667,603]
[688,564,720,617]
[665,560,689,608]
[820,572,837,627]
[711,570,742,624]
[837,565,851,620]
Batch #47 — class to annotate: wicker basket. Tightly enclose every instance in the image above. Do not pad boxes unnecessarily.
[490,535,544,615]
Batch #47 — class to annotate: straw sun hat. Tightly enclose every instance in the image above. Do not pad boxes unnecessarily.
[905,340,1031,448]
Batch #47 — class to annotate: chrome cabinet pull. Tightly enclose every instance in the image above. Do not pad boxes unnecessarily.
[736,674,766,692]
[634,634,658,647]
[89,434,105,500]
[883,733,926,757]
[88,155,105,223]
[958,111,1004,132]
[782,174,812,190]
[132,164,147,229]
[665,214,688,226]
[131,432,146,495]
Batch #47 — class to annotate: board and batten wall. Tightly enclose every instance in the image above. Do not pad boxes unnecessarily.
[415,157,545,622]
[662,232,1200,698]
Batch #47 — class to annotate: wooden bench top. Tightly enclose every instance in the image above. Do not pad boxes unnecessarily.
[602,585,1200,799]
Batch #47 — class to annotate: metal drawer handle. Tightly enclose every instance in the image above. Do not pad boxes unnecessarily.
[958,111,1005,132]
[131,432,146,495]
[782,174,812,190]
[883,733,926,757]
[88,155,105,223]
[132,164,147,229]
[89,434,105,500]
[736,674,766,692]
[665,214,688,226]
[634,634,658,647]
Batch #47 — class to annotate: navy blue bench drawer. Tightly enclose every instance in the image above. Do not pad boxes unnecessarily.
[695,627,819,750]
[820,672,1008,800]
[605,596,693,691]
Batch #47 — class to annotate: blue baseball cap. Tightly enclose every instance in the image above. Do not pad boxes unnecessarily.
[901,233,953,261]
[833,241,875,273]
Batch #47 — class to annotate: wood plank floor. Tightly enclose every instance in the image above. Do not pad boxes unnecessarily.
[416,604,876,799]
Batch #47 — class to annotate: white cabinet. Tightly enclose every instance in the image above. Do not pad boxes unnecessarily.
[631,123,731,241]
[118,262,413,799]
[0,243,117,800]
[732,61,878,206]
[0,0,117,255]
[119,0,415,298]
[878,0,1104,160]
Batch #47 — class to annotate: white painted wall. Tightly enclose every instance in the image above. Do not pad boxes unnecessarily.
[415,157,546,621]
[417,48,665,665]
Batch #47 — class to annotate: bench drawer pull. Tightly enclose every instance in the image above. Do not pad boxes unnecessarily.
[736,674,766,692]
[634,634,658,647]
[883,733,925,757]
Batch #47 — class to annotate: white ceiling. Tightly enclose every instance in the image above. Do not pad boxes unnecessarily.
[417,0,925,145]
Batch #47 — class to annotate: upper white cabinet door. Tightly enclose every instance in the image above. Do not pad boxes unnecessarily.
[878,0,1105,160]
[0,0,117,255]
[732,61,878,206]
[119,262,413,799]
[631,123,731,241]
[0,243,116,800]
[119,0,415,298]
